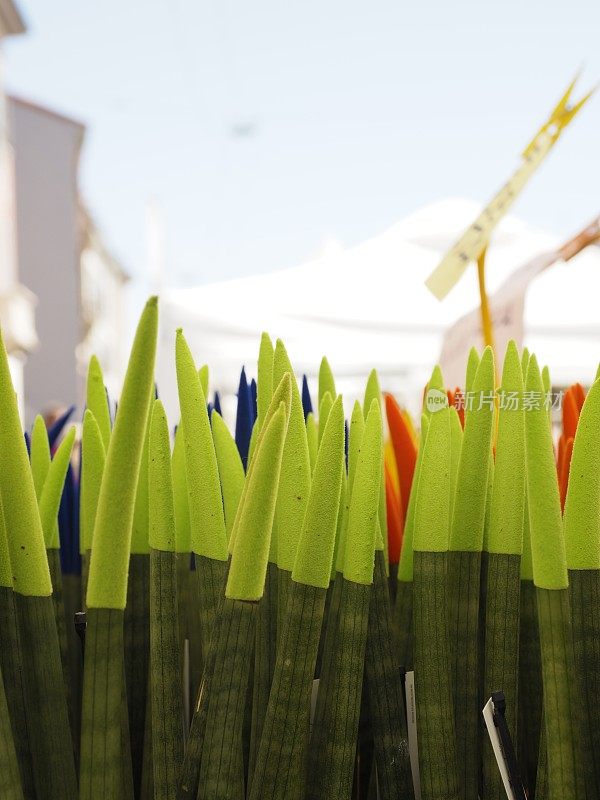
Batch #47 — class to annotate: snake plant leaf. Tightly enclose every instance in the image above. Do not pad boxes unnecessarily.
[448,406,463,520]
[272,339,311,573]
[306,411,318,472]
[488,340,525,556]
[524,356,568,590]
[448,347,494,800]
[343,399,382,585]
[79,410,106,554]
[363,370,388,559]
[0,331,51,597]
[86,296,159,609]
[347,400,365,494]
[520,347,530,376]
[130,414,151,555]
[257,332,274,431]
[317,391,333,446]
[318,356,336,408]
[563,377,600,569]
[175,329,228,562]
[30,415,51,501]
[39,426,76,549]
[148,401,184,794]
[198,364,209,398]
[465,346,480,395]
[0,319,77,798]
[423,363,447,418]
[171,424,191,554]
[450,346,495,552]
[563,377,600,795]
[148,400,176,552]
[228,373,292,557]
[335,400,365,576]
[86,355,112,450]
[293,395,345,588]
[226,403,289,601]
[211,409,245,540]
[397,414,429,582]
[414,405,451,553]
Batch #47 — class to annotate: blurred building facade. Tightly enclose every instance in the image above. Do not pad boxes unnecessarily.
[8,96,128,425]
[0,0,36,407]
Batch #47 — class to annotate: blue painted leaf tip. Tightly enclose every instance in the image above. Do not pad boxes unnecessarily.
[213,391,222,416]
[302,374,313,419]
[235,365,255,470]
[250,377,258,420]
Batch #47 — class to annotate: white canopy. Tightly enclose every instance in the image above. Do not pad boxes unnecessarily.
[157,198,600,424]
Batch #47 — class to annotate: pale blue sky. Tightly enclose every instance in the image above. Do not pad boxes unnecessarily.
[5,0,600,301]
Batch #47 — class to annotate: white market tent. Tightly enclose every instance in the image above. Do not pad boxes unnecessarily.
[156,198,600,424]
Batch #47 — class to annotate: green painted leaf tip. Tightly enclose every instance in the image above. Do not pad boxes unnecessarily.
[148,400,176,552]
[450,346,495,551]
[39,426,76,548]
[80,409,106,554]
[398,414,429,581]
[466,347,481,394]
[318,391,333,445]
[595,362,600,383]
[488,340,525,555]
[0,327,51,596]
[273,339,312,572]
[524,355,568,590]
[130,412,151,554]
[31,414,51,500]
[211,409,245,538]
[343,401,382,584]
[86,296,159,609]
[226,403,288,600]
[564,378,600,569]
[293,396,344,588]
[86,354,112,450]
[520,347,530,378]
[429,364,445,394]
[198,364,209,398]
[362,372,387,558]
[541,364,552,424]
[414,406,451,553]
[229,373,292,557]
[306,411,318,472]
[448,405,463,518]
[175,329,228,562]
[363,369,381,418]
[348,400,365,494]
[171,424,191,553]
[318,356,336,408]
[246,420,258,469]
[257,332,274,430]
[424,364,447,417]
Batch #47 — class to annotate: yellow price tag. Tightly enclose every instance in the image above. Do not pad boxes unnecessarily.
[425,74,595,300]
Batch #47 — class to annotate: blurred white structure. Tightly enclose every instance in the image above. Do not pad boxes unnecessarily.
[8,96,128,424]
[158,198,600,423]
[0,0,35,408]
